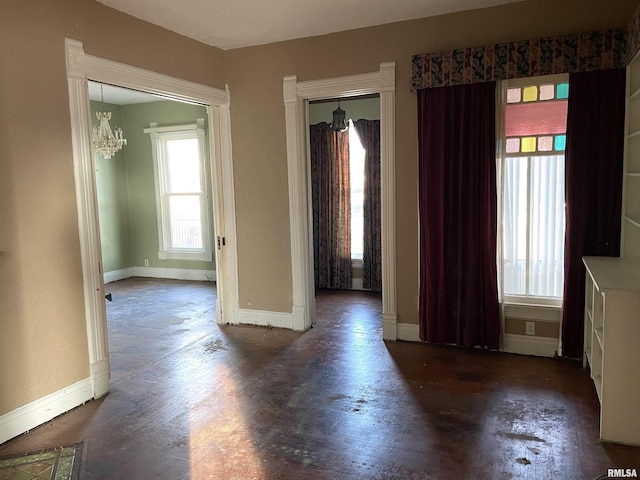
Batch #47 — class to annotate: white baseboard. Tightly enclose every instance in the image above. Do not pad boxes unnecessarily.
[397,322,421,342]
[104,267,134,284]
[291,305,307,331]
[104,266,216,284]
[387,325,557,358]
[0,377,93,445]
[502,333,559,358]
[90,359,110,399]
[238,309,294,330]
[382,313,397,340]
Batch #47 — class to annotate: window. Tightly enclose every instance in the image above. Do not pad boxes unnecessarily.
[146,120,212,262]
[500,75,568,304]
[348,119,366,261]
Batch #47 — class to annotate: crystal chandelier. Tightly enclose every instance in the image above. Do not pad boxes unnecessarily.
[92,85,127,159]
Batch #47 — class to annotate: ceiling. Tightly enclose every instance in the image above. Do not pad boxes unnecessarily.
[88,81,170,105]
[96,0,523,50]
[90,0,524,104]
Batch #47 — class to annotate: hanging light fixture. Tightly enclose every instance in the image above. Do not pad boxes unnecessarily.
[92,84,127,159]
[330,101,348,132]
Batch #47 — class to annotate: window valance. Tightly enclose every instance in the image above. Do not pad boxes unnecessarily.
[411,29,627,91]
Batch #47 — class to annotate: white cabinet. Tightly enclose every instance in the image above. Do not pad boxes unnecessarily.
[583,256,640,445]
[624,52,640,258]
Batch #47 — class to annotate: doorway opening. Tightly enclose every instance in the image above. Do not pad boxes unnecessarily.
[66,38,238,399]
[282,63,397,338]
[88,81,219,384]
[307,96,381,297]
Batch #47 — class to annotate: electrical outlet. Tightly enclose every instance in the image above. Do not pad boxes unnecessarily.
[144,259,149,267]
[525,321,535,336]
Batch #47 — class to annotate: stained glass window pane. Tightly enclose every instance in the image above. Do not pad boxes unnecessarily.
[506,138,520,153]
[539,85,555,100]
[522,137,536,152]
[505,101,568,136]
[507,88,521,103]
[556,83,569,99]
[523,86,538,102]
[538,136,553,151]
[554,134,566,151]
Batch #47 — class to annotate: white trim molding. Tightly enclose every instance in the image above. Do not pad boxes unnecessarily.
[0,378,93,445]
[283,62,397,335]
[502,334,559,358]
[104,267,216,284]
[238,309,294,330]
[104,267,135,284]
[65,38,239,411]
[396,322,421,342]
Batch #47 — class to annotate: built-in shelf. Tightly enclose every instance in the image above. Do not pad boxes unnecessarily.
[625,52,640,259]
[583,257,640,446]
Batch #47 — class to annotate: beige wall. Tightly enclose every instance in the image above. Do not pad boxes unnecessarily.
[0,0,224,415]
[0,0,637,421]
[225,0,638,320]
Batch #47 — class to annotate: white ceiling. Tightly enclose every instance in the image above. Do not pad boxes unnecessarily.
[96,0,523,50]
[90,0,524,104]
[88,81,167,105]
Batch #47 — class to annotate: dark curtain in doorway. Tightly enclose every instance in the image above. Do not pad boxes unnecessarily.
[417,82,500,349]
[561,68,626,359]
[353,119,382,293]
[310,122,352,289]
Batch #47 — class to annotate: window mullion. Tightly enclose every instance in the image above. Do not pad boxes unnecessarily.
[525,155,532,297]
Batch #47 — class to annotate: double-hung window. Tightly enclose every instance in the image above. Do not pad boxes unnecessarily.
[146,120,212,262]
[499,75,569,305]
[349,119,365,262]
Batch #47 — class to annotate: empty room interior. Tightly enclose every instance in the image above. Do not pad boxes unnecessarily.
[2,0,640,478]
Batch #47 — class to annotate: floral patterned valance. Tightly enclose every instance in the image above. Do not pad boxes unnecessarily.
[411,29,627,91]
[628,3,640,62]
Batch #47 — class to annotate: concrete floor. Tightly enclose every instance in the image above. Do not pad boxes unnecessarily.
[1,277,639,479]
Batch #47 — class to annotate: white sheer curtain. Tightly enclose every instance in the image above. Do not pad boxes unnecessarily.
[502,155,565,298]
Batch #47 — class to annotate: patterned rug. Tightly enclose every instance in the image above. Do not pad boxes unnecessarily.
[0,444,82,480]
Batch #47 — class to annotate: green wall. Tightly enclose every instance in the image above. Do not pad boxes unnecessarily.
[91,99,215,273]
[91,101,133,273]
[308,97,380,125]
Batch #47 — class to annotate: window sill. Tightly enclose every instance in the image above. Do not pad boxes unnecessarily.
[158,250,212,262]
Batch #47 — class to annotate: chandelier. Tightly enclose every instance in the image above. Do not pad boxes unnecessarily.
[92,85,127,159]
[330,101,348,132]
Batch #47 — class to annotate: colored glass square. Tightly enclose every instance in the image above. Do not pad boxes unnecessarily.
[506,138,520,153]
[538,136,553,151]
[554,134,566,151]
[539,85,555,100]
[505,101,568,137]
[507,88,521,103]
[523,86,538,102]
[556,83,569,99]
[521,137,536,152]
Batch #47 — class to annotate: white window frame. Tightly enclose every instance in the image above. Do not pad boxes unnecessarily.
[497,74,568,308]
[145,118,212,262]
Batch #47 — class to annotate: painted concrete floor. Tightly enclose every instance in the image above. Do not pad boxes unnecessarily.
[1,278,639,479]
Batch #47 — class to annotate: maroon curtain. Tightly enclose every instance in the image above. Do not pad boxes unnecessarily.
[353,119,382,293]
[417,82,500,349]
[561,69,626,359]
[310,123,352,290]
